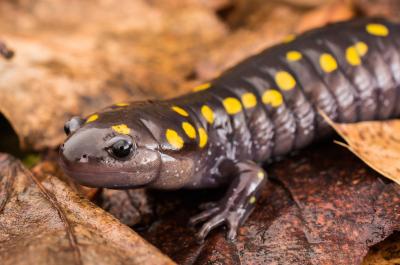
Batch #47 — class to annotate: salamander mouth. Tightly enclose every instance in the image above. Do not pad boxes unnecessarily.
[59,157,151,189]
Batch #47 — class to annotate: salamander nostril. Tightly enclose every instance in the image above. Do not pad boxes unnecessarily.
[80,154,89,163]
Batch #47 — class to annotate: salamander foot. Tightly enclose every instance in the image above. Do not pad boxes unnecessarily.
[189,160,267,242]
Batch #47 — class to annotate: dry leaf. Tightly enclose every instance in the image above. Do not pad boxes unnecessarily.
[140,144,400,264]
[197,0,232,11]
[0,0,227,150]
[0,1,399,264]
[0,153,174,265]
[295,0,354,33]
[31,159,99,199]
[195,0,354,80]
[320,111,400,185]
[100,189,153,227]
[356,0,400,22]
[362,232,400,265]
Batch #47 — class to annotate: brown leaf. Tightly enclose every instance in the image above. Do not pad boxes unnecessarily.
[139,143,400,264]
[295,0,354,33]
[320,111,400,185]
[197,0,232,11]
[355,0,400,22]
[100,189,154,227]
[281,0,337,8]
[194,0,354,81]
[0,1,398,264]
[31,159,99,199]
[362,232,400,265]
[0,153,175,265]
[0,0,227,150]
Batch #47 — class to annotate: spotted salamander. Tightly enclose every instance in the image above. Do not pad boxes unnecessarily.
[60,18,400,241]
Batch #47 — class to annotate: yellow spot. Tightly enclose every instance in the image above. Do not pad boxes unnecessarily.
[193,83,211,92]
[257,171,265,180]
[201,105,214,124]
[241,93,257,109]
[319,53,338,73]
[86,114,98,123]
[249,196,256,204]
[286,51,302,61]
[166,129,184,150]
[262,90,283,108]
[198,127,208,148]
[283,34,295,43]
[366,23,389,37]
[355,42,368,56]
[112,124,131,135]
[275,71,296,91]
[346,46,361,66]
[182,122,196,139]
[171,106,189,117]
[223,97,243,115]
[115,103,129,107]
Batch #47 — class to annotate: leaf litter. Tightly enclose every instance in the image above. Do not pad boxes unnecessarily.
[0,153,174,265]
[0,0,399,264]
[320,110,400,185]
[140,143,400,264]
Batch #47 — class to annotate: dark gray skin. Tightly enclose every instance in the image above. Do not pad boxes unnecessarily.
[60,17,400,241]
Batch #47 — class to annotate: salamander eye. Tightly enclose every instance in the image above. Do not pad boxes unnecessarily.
[107,137,135,159]
[111,140,133,158]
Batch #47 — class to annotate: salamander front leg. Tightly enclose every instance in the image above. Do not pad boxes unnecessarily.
[189,160,267,242]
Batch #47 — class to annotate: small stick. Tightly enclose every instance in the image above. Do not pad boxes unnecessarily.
[0,40,14,60]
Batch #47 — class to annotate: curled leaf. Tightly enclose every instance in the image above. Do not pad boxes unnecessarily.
[0,153,174,265]
[320,110,400,185]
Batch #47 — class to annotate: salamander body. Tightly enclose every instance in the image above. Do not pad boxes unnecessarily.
[60,18,400,240]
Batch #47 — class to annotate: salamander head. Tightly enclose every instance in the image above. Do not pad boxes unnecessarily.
[60,110,163,189]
